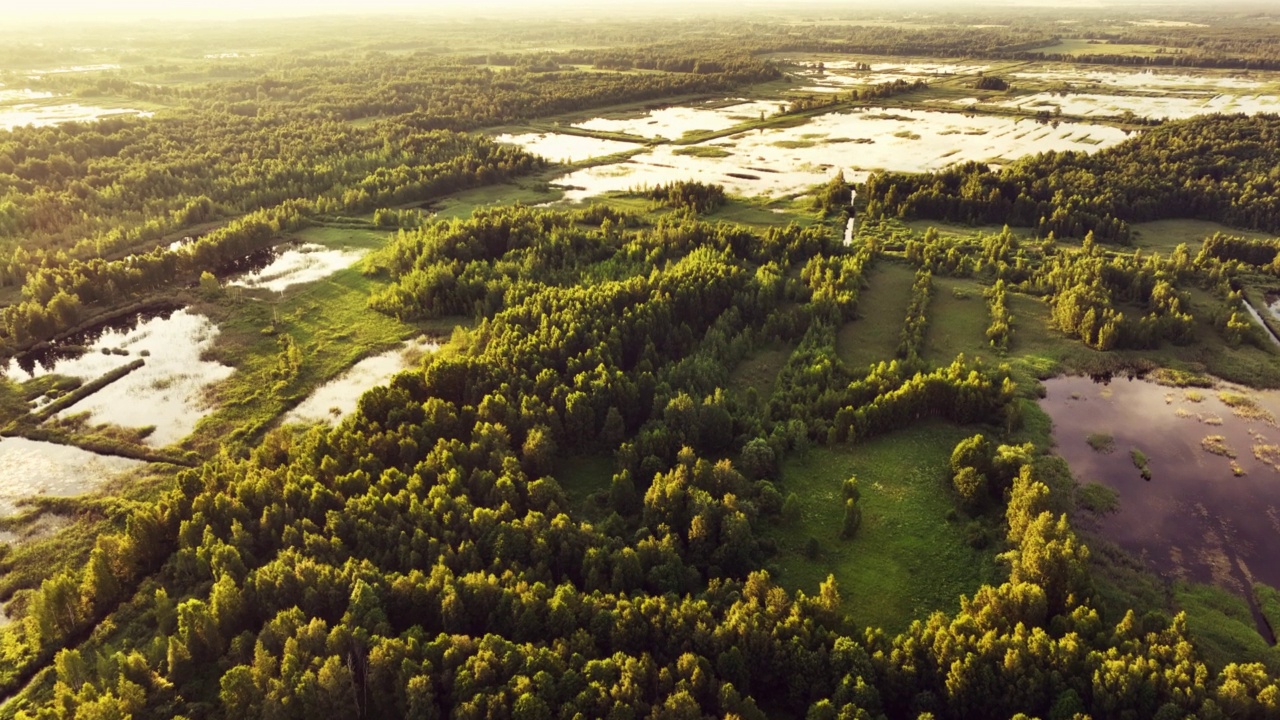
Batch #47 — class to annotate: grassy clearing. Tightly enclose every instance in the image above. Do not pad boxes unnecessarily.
[923,276,992,365]
[837,262,916,370]
[1130,218,1276,253]
[1176,582,1280,673]
[729,344,795,408]
[984,285,1280,390]
[431,181,566,220]
[1036,39,1171,57]
[771,423,1003,633]
[703,198,822,229]
[292,225,389,250]
[556,455,615,521]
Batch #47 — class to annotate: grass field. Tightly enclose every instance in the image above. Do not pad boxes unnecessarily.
[838,262,917,370]
[1130,219,1276,253]
[924,276,993,365]
[431,181,565,220]
[1036,39,1171,57]
[1176,582,1280,673]
[729,343,795,408]
[771,423,1003,633]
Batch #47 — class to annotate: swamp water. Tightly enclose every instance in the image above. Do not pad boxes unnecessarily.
[227,242,367,293]
[1040,375,1280,637]
[4,308,234,446]
[285,336,441,425]
[0,436,144,517]
[544,107,1128,201]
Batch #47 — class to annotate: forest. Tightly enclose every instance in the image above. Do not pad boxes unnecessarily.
[1,6,1280,720]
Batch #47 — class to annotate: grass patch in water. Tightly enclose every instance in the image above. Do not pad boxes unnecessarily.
[771,139,817,149]
[1130,447,1152,480]
[1087,432,1115,453]
[1201,435,1236,459]
[672,145,731,158]
[1252,443,1280,471]
[1076,481,1119,514]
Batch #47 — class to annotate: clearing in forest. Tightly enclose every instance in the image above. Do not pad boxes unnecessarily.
[837,263,916,370]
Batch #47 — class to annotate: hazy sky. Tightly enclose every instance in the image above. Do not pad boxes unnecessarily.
[0,0,1225,24]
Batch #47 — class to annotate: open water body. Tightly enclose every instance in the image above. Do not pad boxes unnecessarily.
[3,308,233,447]
[1041,375,1280,638]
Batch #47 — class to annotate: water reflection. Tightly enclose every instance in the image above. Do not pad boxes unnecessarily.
[1041,375,1280,637]
[284,336,440,425]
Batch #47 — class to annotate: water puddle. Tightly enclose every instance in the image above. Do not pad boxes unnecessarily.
[0,436,143,517]
[571,99,781,140]
[227,242,366,293]
[4,308,234,447]
[550,107,1128,201]
[284,336,440,425]
[492,132,644,163]
[1041,375,1280,635]
[24,64,121,77]
[1010,68,1265,91]
[0,102,153,131]
[989,91,1280,120]
[793,60,990,92]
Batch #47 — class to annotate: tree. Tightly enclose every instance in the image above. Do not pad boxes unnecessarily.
[953,467,987,508]
[841,498,862,539]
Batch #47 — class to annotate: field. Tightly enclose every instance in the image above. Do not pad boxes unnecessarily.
[771,423,1002,633]
[1130,218,1277,253]
[729,343,795,408]
[1035,39,1173,57]
[923,276,993,365]
[837,262,917,369]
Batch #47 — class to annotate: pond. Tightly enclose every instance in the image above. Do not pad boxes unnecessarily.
[571,99,782,140]
[284,336,440,425]
[988,91,1276,121]
[0,101,153,131]
[1040,374,1280,636]
[548,108,1129,201]
[1010,67,1266,92]
[0,436,144,517]
[227,242,367,293]
[4,308,234,447]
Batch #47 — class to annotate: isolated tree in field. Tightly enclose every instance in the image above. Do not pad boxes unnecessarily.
[841,498,862,539]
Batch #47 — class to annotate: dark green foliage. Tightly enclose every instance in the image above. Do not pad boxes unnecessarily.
[974,75,1010,91]
[841,498,862,539]
[646,181,727,213]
